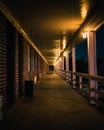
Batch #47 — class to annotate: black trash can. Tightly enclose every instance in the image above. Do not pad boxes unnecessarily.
[25,80,34,97]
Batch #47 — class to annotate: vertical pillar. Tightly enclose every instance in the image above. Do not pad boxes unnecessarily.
[57,62,59,70]
[66,52,69,71]
[57,61,59,70]
[57,59,60,74]
[68,52,71,82]
[87,31,97,104]
[72,47,76,88]
[61,56,64,70]
[60,57,64,78]
[66,52,69,81]
[59,59,61,70]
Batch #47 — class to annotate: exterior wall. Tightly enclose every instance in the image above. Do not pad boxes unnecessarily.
[15,31,19,101]
[0,11,48,121]
[7,20,17,105]
[0,12,7,120]
[37,53,41,81]
[29,45,36,80]
[18,33,24,97]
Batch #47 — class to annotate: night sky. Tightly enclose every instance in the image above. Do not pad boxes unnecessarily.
[96,24,104,58]
[68,24,104,75]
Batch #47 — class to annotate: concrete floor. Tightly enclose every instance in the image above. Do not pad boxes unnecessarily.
[1,73,104,130]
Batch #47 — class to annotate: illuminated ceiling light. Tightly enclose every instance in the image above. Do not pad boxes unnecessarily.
[59,58,61,62]
[82,31,87,39]
[62,30,66,35]
[81,7,87,18]
[63,36,66,49]
[63,52,66,57]
[80,0,89,19]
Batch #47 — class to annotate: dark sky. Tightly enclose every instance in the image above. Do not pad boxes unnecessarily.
[69,23,104,62]
[96,24,104,59]
[76,40,88,62]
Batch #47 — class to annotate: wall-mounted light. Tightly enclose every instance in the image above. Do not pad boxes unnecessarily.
[82,31,87,39]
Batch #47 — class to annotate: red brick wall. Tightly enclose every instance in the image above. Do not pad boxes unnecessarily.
[18,33,24,97]
[7,20,17,105]
[0,11,48,120]
[15,30,19,101]
[0,12,7,111]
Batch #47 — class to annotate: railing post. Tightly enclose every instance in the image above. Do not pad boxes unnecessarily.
[79,76,82,89]
[87,31,97,104]
[72,47,76,88]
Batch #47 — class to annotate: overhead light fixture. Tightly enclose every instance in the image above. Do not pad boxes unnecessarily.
[82,31,87,39]
[63,36,66,49]
[63,52,67,57]
[81,7,87,18]
[80,0,89,19]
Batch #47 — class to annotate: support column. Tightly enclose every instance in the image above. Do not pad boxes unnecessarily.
[61,56,64,70]
[72,47,76,88]
[87,31,97,104]
[69,52,71,82]
[66,52,69,71]
[59,60,61,70]
[60,56,64,78]
[66,52,69,81]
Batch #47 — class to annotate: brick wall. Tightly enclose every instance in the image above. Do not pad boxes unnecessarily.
[18,34,25,97]
[15,31,19,101]
[7,21,16,105]
[0,11,48,121]
[0,12,7,120]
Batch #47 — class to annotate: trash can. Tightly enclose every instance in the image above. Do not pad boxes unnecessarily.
[25,80,34,97]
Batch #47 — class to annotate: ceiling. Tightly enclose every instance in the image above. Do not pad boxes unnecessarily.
[0,0,104,65]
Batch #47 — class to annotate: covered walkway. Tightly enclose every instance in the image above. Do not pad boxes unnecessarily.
[1,72,104,130]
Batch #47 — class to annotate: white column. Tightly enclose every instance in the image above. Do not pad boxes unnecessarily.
[66,52,69,81]
[66,52,69,71]
[68,52,71,82]
[61,56,64,70]
[87,31,97,104]
[59,60,61,70]
[72,47,76,88]
[57,62,59,70]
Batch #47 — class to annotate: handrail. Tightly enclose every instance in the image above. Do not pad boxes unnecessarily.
[57,69,104,82]
[55,69,104,110]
